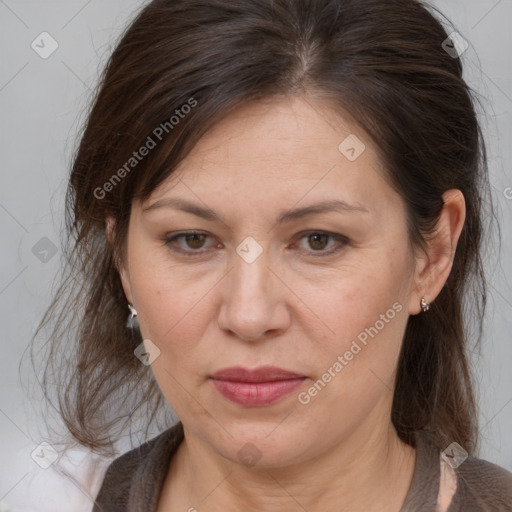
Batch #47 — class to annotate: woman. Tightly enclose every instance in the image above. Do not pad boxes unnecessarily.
[35,0,512,510]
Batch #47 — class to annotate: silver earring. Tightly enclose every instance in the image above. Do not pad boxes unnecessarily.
[127,303,139,328]
[420,297,431,312]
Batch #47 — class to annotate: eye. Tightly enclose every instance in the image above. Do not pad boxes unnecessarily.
[293,231,349,256]
[163,230,349,257]
[164,231,218,254]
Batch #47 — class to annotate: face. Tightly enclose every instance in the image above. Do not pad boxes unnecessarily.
[119,95,422,468]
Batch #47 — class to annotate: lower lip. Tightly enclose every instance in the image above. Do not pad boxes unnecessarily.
[211,378,306,406]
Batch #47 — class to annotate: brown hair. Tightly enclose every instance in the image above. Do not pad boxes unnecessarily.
[31,0,494,456]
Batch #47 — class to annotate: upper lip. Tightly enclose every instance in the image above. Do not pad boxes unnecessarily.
[210,366,306,383]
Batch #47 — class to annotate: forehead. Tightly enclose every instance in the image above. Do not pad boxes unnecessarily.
[175,96,369,175]
[140,95,399,221]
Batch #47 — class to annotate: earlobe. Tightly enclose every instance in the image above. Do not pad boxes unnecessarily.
[409,189,466,315]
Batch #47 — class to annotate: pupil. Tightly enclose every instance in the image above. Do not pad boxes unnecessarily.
[187,234,204,248]
[310,234,327,250]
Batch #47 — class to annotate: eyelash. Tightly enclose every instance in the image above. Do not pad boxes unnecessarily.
[163,230,349,258]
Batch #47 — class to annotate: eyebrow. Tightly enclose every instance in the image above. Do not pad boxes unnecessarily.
[142,197,369,225]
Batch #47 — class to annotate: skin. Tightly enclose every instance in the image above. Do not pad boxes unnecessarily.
[112,94,466,511]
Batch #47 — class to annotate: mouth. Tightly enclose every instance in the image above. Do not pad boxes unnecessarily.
[209,366,307,407]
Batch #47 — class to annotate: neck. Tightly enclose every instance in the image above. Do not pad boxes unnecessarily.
[164,417,417,512]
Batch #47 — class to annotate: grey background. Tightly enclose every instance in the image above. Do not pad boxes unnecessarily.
[1,0,511,510]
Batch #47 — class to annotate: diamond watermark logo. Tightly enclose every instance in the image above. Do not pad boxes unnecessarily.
[441,441,468,469]
[31,32,59,59]
[31,237,58,263]
[31,442,58,469]
[236,236,263,264]
[338,134,366,161]
[442,31,468,58]
[237,442,262,467]
[134,339,161,366]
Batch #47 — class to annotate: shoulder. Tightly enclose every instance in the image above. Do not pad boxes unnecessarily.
[449,454,512,510]
[92,422,184,512]
[413,430,512,510]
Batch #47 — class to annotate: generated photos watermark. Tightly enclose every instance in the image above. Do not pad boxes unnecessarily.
[94,97,198,200]
[298,301,403,405]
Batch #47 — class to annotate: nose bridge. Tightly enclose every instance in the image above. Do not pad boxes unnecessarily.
[231,240,272,313]
[218,236,285,340]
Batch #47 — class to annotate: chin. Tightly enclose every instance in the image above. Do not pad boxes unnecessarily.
[211,422,311,468]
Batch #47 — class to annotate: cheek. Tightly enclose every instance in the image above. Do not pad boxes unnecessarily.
[302,247,412,396]
[133,267,215,351]
[126,238,226,373]
[307,248,410,343]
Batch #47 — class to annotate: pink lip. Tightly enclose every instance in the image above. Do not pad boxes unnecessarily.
[210,366,307,406]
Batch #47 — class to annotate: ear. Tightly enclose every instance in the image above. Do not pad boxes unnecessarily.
[106,216,134,305]
[409,189,466,315]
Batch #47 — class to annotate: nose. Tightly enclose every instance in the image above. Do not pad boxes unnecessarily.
[217,244,291,342]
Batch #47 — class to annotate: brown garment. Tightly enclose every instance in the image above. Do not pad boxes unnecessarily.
[92,422,512,511]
